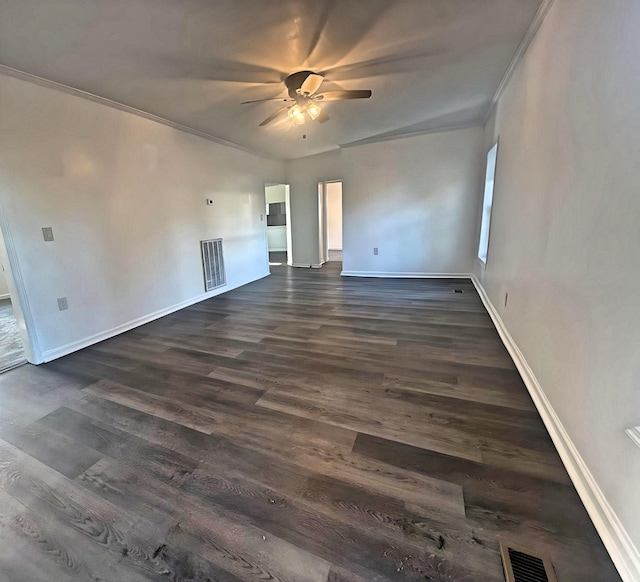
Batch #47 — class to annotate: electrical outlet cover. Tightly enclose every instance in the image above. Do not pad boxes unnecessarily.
[42,227,54,242]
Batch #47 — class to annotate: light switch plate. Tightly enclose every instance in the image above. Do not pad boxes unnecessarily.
[57,297,68,311]
[42,227,54,242]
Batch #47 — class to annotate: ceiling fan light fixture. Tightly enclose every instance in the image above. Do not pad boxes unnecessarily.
[250,70,372,127]
[307,102,322,120]
[288,104,306,125]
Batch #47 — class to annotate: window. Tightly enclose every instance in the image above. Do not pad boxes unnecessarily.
[478,141,498,264]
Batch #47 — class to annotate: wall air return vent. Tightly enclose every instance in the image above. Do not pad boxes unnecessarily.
[500,542,557,582]
[201,238,226,292]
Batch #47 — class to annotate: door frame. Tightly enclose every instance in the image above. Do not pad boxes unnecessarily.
[284,185,293,265]
[0,204,41,363]
[317,182,327,265]
[318,179,342,265]
[264,183,292,266]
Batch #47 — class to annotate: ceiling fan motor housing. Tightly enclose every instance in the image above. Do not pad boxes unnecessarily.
[285,70,318,99]
[255,71,370,126]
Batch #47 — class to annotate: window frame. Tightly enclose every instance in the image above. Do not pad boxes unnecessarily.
[477,140,499,266]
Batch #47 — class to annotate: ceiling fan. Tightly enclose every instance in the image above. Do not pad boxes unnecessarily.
[241,70,372,127]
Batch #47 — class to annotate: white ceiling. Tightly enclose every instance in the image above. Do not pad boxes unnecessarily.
[0,0,541,160]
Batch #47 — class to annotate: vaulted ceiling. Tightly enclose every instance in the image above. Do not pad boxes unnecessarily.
[0,0,541,159]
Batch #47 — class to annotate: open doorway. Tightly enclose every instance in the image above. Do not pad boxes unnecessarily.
[318,180,343,264]
[0,224,26,372]
[265,183,292,266]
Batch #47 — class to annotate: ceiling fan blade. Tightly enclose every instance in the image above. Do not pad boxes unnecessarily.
[315,90,372,101]
[322,49,443,81]
[302,0,393,67]
[258,106,290,127]
[241,97,292,104]
[317,110,330,124]
[148,54,285,84]
[300,73,324,96]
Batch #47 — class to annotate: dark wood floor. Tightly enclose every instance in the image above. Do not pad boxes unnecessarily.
[0,263,620,581]
[0,298,26,373]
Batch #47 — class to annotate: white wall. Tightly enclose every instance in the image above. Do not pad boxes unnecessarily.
[0,234,9,298]
[265,184,286,204]
[286,130,484,273]
[342,127,484,275]
[0,72,284,362]
[265,184,288,251]
[474,0,640,576]
[285,150,342,267]
[326,181,343,251]
[266,226,287,252]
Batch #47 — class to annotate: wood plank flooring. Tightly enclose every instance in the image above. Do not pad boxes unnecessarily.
[0,262,621,581]
[0,298,26,373]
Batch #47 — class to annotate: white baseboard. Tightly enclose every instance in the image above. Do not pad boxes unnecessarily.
[41,274,270,363]
[471,275,640,582]
[268,247,287,252]
[341,271,473,278]
[291,263,323,269]
[0,293,10,300]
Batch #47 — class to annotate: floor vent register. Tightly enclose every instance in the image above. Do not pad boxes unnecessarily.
[500,542,557,582]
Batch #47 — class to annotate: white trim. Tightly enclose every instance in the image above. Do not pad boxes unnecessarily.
[0,206,42,363]
[626,427,640,451]
[484,0,556,123]
[341,271,473,279]
[340,122,482,149]
[471,275,640,582]
[291,263,324,269]
[284,185,293,266]
[0,360,27,374]
[40,274,269,362]
[0,64,275,161]
[0,293,9,300]
[268,247,287,252]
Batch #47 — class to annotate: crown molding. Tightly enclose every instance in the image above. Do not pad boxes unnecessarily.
[340,120,484,149]
[0,1,556,162]
[0,63,277,160]
[484,0,556,123]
